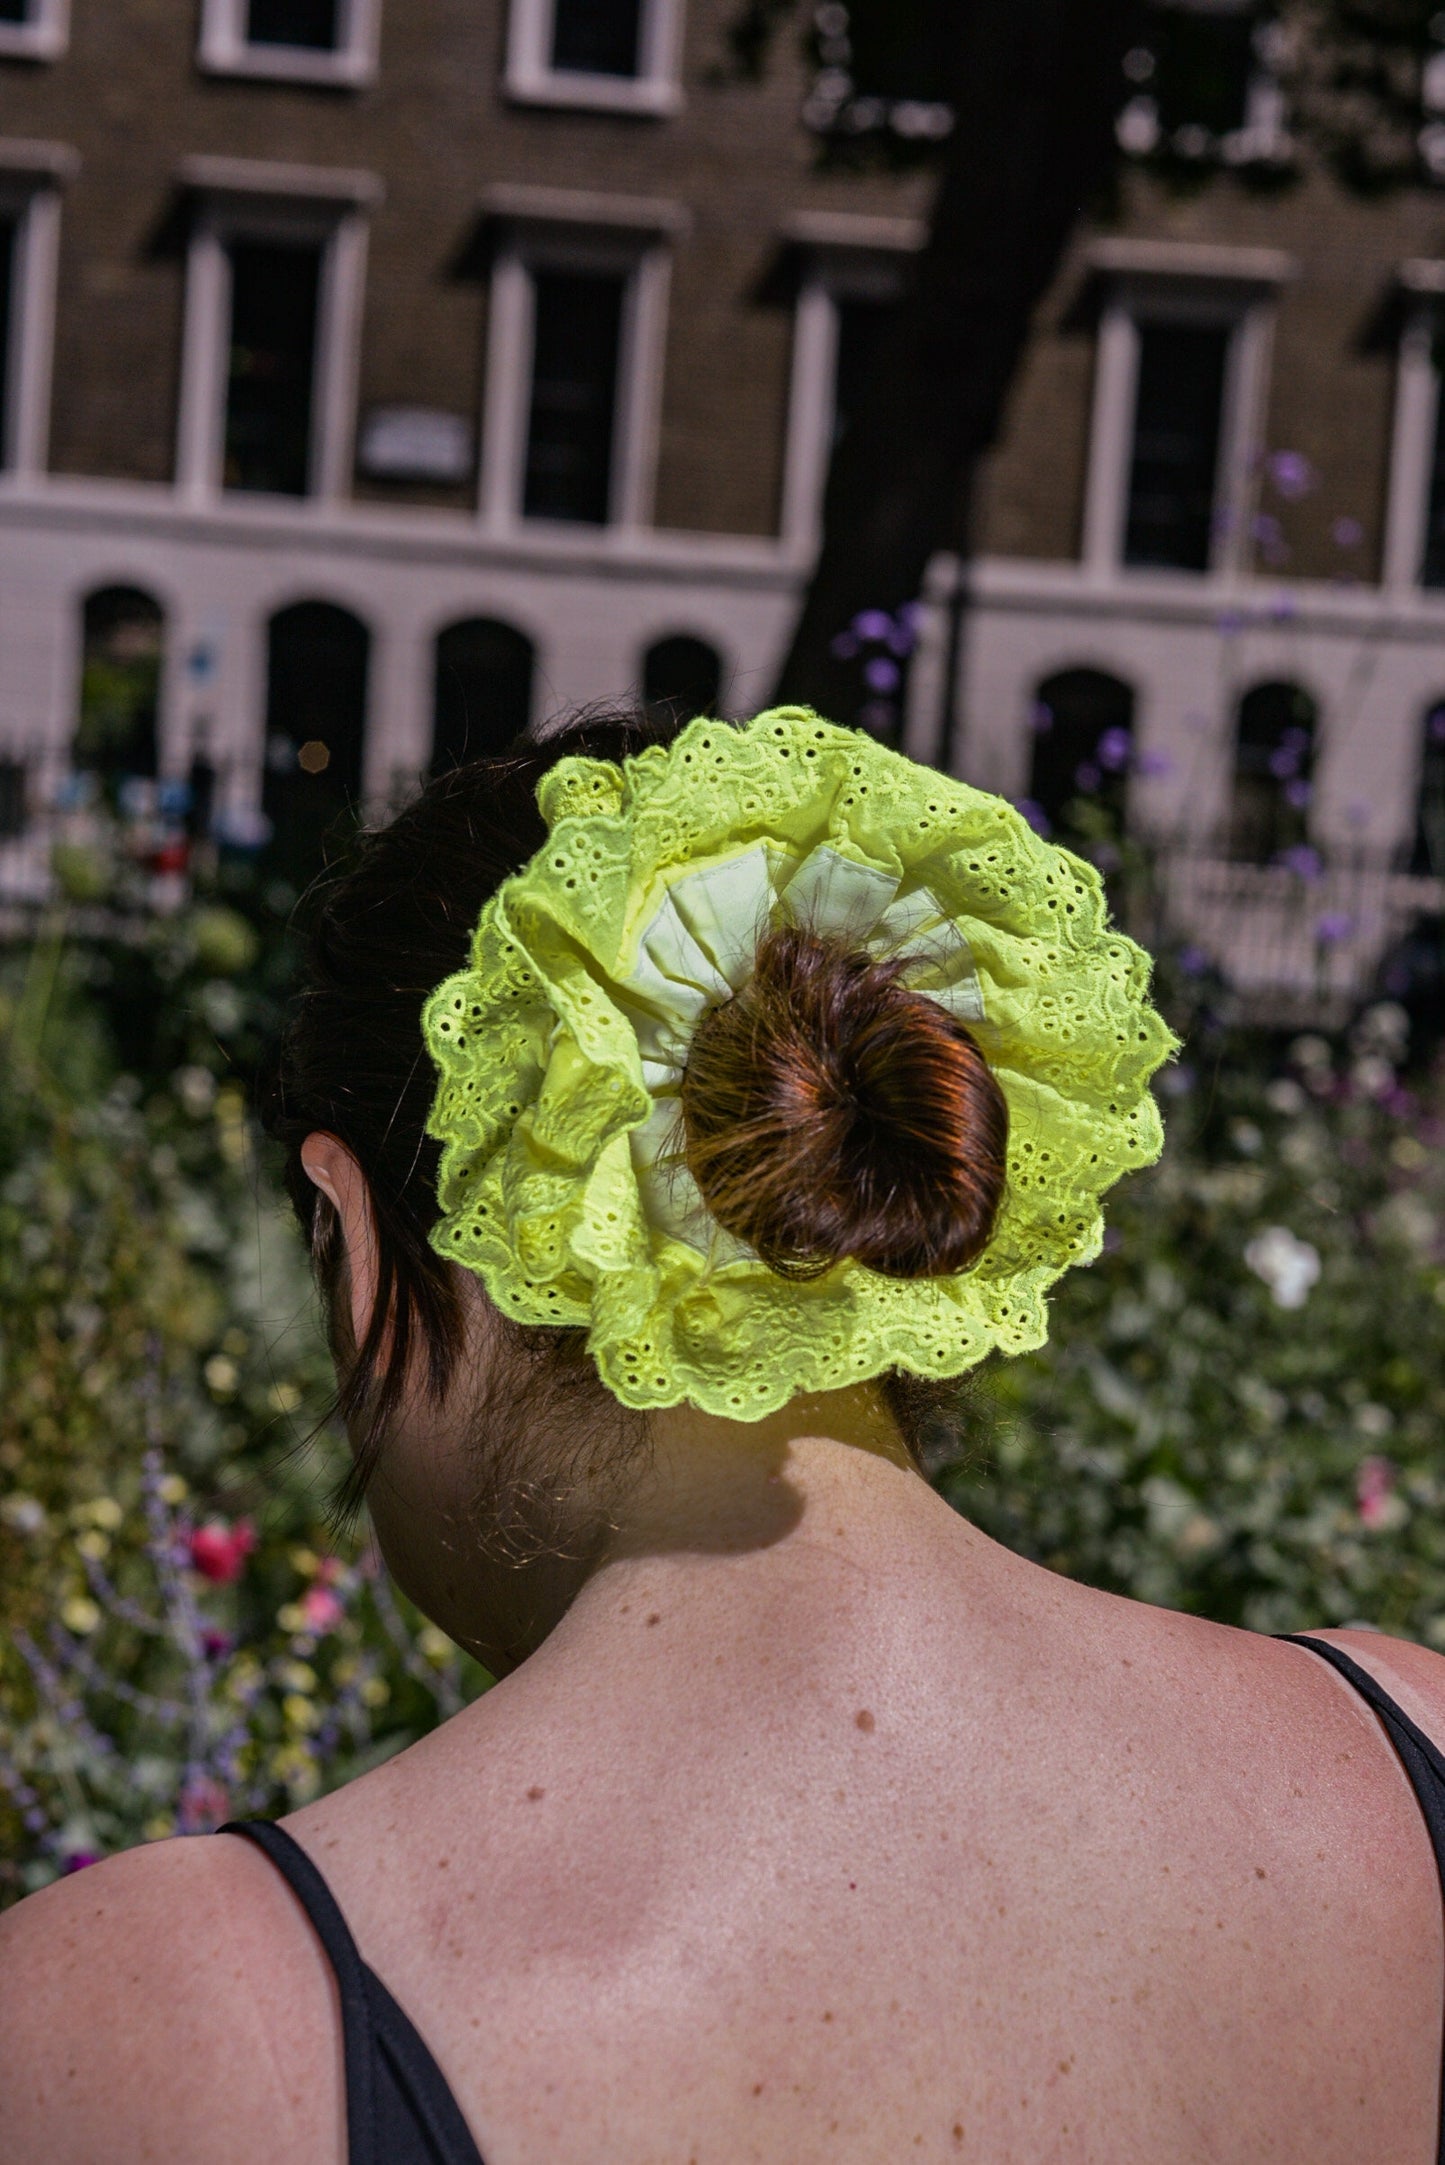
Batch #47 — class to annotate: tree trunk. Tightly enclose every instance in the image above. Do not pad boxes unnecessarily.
[771,0,1142,739]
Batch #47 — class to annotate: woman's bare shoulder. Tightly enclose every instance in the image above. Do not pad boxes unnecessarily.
[0,1832,342,2165]
[1289,1627,1445,1756]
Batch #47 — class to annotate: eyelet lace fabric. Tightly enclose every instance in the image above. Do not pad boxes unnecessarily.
[422,707,1178,1418]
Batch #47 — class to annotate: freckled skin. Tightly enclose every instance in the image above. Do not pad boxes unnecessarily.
[7,1146,1445,2161]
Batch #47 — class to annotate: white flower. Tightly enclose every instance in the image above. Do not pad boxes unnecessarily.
[1245,1226,1322,1310]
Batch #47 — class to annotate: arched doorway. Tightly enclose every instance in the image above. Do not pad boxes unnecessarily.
[1411,698,1445,876]
[1229,681,1317,863]
[261,601,369,880]
[74,586,165,787]
[430,618,535,775]
[642,634,724,727]
[1027,669,1135,839]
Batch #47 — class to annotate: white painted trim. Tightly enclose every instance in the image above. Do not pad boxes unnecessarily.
[1385,302,1439,592]
[1082,297,1139,575]
[1086,236,1295,287]
[503,0,684,116]
[0,0,68,61]
[178,154,384,209]
[0,153,73,480]
[177,181,374,505]
[5,183,61,479]
[197,0,381,87]
[312,209,369,505]
[480,183,688,236]
[1083,270,1277,579]
[479,228,672,535]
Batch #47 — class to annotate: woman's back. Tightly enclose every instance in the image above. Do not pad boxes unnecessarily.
[9,1442,1442,2165]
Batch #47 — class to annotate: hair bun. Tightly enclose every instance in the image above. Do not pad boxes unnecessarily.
[680,925,1008,1282]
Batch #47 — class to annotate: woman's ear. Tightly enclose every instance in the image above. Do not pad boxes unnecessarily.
[300,1133,379,1353]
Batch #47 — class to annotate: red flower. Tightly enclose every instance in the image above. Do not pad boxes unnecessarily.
[188,1518,256,1585]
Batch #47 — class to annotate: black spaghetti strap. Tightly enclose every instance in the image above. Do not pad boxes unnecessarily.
[217,1818,486,2165]
[1277,1635,1445,2165]
[219,1819,378,2165]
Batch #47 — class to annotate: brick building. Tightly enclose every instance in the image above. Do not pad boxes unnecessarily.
[0,0,1443,1005]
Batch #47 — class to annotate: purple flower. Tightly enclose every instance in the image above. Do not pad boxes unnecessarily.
[1074,762,1102,794]
[864,656,901,695]
[1016,798,1052,836]
[1269,590,1298,623]
[1031,701,1054,735]
[1135,747,1175,779]
[1316,910,1355,945]
[62,1851,101,1874]
[886,617,918,657]
[1252,511,1285,544]
[1215,609,1246,639]
[1332,516,1364,550]
[1102,1227,1124,1255]
[1283,778,1313,810]
[1269,744,1302,779]
[1178,943,1212,978]
[201,1628,234,1662]
[1280,844,1323,881]
[852,609,895,642]
[1267,450,1317,500]
[1096,726,1133,772]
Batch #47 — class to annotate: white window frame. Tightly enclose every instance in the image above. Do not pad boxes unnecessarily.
[1384,261,1445,591]
[174,156,381,507]
[0,141,76,481]
[197,0,380,88]
[779,211,923,555]
[504,0,683,116]
[0,0,68,62]
[477,186,685,536]
[1082,238,1294,580]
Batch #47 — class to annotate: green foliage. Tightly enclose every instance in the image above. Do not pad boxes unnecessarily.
[941,1012,1445,1638]
[0,879,487,1905]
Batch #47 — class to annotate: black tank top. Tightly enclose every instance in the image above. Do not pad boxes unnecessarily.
[218,1635,1445,2165]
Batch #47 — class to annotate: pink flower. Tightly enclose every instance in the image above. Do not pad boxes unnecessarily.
[1356,1457,1395,1530]
[188,1518,256,1585]
[177,1774,230,1833]
[300,1585,344,1633]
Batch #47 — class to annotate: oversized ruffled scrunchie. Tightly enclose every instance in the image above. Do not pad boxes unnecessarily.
[421,708,1177,1417]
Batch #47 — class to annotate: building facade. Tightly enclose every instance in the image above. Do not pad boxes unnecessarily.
[0,0,1443,1005]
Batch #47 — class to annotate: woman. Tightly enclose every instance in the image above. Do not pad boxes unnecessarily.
[3,705,1445,2165]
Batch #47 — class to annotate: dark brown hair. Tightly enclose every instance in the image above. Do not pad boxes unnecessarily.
[682,924,1007,1281]
[258,710,1006,1502]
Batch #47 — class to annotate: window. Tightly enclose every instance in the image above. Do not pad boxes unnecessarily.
[1026,670,1134,841]
[262,601,370,879]
[74,588,165,788]
[1117,2,1288,167]
[1229,681,1316,863]
[1082,240,1289,578]
[478,188,680,533]
[1411,701,1445,875]
[642,633,723,725]
[504,0,683,114]
[198,0,379,84]
[0,144,73,478]
[551,0,640,75]
[779,214,919,551]
[0,0,68,61]
[247,0,338,45]
[223,239,321,495]
[1123,320,1230,571]
[523,269,625,525]
[176,157,380,504]
[431,619,535,773]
